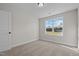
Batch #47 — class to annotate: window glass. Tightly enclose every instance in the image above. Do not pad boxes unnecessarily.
[45,17,63,36]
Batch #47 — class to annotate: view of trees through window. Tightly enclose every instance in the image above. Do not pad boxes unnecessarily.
[45,17,63,36]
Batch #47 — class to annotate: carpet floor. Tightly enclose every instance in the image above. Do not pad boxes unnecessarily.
[0,40,79,56]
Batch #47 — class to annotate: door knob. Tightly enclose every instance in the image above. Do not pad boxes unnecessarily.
[9,32,11,34]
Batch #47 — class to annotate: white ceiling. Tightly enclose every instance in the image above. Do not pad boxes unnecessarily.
[0,3,79,18]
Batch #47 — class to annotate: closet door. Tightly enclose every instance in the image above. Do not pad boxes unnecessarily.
[0,11,12,54]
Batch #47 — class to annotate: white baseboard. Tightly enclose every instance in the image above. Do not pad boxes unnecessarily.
[0,47,11,52]
[0,39,38,52]
[12,39,38,48]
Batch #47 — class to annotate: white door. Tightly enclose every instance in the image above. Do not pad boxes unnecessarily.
[0,11,11,52]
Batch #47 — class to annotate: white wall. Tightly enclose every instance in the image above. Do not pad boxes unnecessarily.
[39,9,78,47]
[0,4,39,48]
[78,8,79,48]
[12,10,39,47]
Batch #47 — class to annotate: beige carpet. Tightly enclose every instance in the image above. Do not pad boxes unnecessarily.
[1,40,79,56]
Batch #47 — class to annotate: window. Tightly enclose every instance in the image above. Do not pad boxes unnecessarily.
[45,17,63,36]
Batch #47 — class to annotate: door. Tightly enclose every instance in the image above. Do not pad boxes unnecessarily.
[0,11,12,53]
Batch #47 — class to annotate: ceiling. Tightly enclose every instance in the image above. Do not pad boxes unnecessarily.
[0,3,79,18]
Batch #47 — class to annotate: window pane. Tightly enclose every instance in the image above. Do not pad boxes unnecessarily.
[45,17,63,36]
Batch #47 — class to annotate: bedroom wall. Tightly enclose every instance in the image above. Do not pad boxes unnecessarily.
[0,4,39,48]
[12,10,39,47]
[78,8,79,48]
[39,9,78,47]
